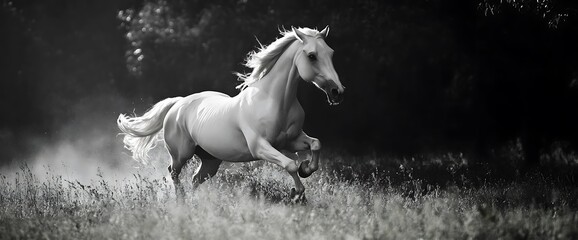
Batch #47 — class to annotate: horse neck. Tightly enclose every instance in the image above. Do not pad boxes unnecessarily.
[255,41,301,111]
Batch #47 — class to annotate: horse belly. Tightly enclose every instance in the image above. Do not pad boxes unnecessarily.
[186,98,253,162]
[196,123,253,162]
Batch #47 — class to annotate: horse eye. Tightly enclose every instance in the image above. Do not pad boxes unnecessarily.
[308,53,317,61]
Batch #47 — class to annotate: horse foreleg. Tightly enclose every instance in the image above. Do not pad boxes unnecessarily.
[242,127,306,202]
[286,131,321,178]
[280,151,307,203]
[288,170,307,204]
[255,138,305,195]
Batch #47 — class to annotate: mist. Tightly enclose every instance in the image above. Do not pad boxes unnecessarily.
[0,94,171,184]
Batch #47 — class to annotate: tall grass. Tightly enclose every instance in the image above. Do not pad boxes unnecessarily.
[1,152,577,239]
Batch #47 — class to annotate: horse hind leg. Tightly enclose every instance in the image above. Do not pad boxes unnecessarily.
[165,136,196,203]
[191,147,222,189]
[168,156,192,203]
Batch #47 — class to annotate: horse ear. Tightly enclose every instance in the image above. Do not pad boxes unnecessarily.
[292,27,307,43]
[320,25,330,38]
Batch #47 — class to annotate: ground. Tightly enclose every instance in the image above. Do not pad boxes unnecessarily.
[1,149,577,239]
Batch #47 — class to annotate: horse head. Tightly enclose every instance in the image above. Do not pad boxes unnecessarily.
[292,26,345,105]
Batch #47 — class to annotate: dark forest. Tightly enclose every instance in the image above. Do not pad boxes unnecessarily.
[2,0,578,166]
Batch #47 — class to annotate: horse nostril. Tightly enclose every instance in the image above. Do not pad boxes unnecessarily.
[336,93,344,102]
[331,88,339,97]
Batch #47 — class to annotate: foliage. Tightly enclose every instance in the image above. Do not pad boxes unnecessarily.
[2,0,578,165]
[112,0,578,159]
[114,0,481,153]
[478,0,577,27]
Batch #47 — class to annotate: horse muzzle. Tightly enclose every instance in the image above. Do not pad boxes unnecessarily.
[324,82,344,105]
[327,89,344,105]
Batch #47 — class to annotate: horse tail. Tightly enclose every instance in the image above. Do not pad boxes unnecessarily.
[117,97,183,164]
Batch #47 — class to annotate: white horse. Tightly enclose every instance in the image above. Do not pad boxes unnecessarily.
[117,26,344,202]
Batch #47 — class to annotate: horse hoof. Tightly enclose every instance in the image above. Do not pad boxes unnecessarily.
[290,188,307,205]
[298,161,312,178]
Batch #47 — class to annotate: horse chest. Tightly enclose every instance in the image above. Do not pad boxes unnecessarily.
[259,108,303,146]
[241,88,305,145]
[273,121,302,147]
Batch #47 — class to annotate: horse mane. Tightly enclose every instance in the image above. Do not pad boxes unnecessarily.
[235,27,321,90]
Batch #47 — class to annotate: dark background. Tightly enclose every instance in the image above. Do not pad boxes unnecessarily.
[1,0,578,167]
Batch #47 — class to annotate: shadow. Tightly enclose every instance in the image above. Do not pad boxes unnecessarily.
[246,180,286,204]
[246,180,308,205]
[322,150,578,209]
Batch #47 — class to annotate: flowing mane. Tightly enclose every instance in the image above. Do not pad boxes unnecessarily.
[236,27,322,90]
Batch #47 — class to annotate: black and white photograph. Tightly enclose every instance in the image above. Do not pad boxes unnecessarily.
[1,0,578,239]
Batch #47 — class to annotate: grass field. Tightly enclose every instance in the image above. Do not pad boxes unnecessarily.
[1,148,578,239]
